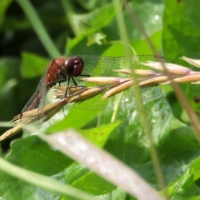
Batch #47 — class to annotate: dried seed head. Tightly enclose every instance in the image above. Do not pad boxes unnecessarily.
[173,74,200,83]
[80,77,121,84]
[102,80,134,99]
[55,86,86,99]
[67,86,107,103]
[0,124,22,141]
[139,75,171,86]
[181,56,200,69]
[114,69,158,77]
[12,100,66,124]
[141,62,191,75]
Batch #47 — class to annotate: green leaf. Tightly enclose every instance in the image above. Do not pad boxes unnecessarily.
[81,121,121,147]
[0,136,74,199]
[60,163,116,196]
[72,172,115,195]
[0,157,95,200]
[103,1,163,42]
[70,3,116,36]
[47,109,102,132]
[163,0,200,61]
[166,156,200,199]
[163,0,200,123]
[20,52,49,78]
[6,136,73,174]
[47,112,121,147]
[0,0,12,24]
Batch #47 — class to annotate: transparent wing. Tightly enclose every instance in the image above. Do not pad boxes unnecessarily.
[64,85,163,110]
[80,55,159,76]
[68,55,164,110]
[22,75,47,112]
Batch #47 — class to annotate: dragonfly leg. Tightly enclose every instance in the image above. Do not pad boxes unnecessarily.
[46,79,65,88]
[71,76,78,86]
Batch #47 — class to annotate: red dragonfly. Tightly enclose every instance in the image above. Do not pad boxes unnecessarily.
[22,55,163,113]
[0,55,164,141]
[22,56,88,112]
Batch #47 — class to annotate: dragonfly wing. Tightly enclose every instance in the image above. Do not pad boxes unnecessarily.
[20,75,48,126]
[38,75,48,109]
[141,85,163,104]
[80,55,159,76]
[22,86,41,112]
[65,85,163,110]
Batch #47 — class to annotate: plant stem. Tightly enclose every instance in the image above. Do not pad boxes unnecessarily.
[0,157,96,200]
[113,0,168,198]
[17,0,61,58]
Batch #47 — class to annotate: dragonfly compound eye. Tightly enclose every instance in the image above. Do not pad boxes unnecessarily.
[72,56,84,76]
[64,56,84,76]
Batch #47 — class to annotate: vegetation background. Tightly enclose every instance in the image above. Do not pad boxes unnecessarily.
[1,0,200,199]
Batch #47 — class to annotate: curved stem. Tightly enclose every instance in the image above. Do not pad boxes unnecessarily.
[17,0,61,58]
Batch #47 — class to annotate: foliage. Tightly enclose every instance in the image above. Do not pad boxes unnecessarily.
[0,0,200,199]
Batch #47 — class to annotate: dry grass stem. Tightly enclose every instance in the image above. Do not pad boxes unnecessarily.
[173,74,200,83]
[0,100,67,141]
[67,86,107,103]
[114,69,158,76]
[0,86,108,141]
[0,125,22,141]
[181,56,200,69]
[102,80,134,99]
[142,62,191,75]
[80,77,122,84]
[139,75,171,86]
[12,100,66,124]
[55,86,87,99]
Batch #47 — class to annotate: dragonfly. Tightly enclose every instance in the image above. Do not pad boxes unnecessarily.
[22,56,87,112]
[0,55,164,141]
[21,55,163,115]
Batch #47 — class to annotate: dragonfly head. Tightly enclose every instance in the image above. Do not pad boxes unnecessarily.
[64,56,84,77]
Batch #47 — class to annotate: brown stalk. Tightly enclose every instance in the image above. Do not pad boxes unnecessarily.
[0,86,107,141]
[113,69,158,76]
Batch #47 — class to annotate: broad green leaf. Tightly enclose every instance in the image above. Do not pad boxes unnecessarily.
[62,162,91,185]
[47,109,102,132]
[0,157,95,200]
[72,172,115,195]
[66,35,109,56]
[163,0,200,122]
[47,111,121,147]
[81,121,121,147]
[0,136,73,199]
[103,1,163,41]
[6,136,72,174]
[20,52,49,78]
[70,3,115,36]
[103,30,162,57]
[66,0,163,55]
[0,0,12,24]
[139,123,200,190]
[163,0,200,62]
